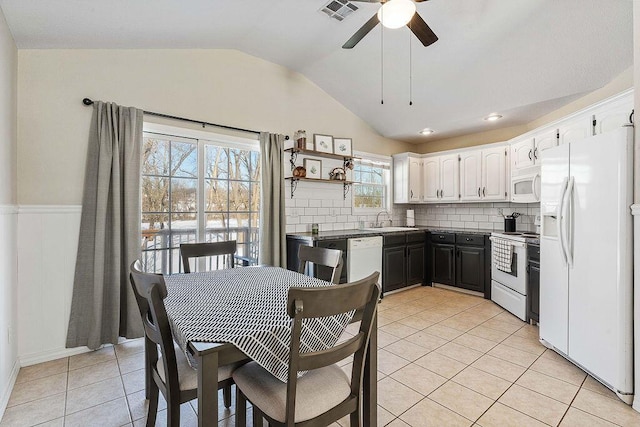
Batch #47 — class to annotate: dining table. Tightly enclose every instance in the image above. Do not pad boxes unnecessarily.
[162,266,378,427]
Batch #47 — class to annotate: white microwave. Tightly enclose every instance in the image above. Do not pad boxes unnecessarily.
[511,166,541,203]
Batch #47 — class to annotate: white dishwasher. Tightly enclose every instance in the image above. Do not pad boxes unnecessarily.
[347,236,383,286]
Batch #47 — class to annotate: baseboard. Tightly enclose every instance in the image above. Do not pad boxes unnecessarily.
[19,346,92,367]
[0,359,20,420]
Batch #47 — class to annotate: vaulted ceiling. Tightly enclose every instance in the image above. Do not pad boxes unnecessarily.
[0,0,633,143]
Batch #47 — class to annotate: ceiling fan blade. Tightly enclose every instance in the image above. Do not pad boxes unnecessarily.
[342,14,380,49]
[408,13,438,47]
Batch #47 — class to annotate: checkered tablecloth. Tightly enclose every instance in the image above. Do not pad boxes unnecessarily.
[163,267,352,382]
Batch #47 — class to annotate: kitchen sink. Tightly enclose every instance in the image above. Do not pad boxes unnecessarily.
[363,227,420,232]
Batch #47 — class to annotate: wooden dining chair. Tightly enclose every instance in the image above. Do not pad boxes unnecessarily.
[180,240,237,273]
[233,271,381,427]
[129,261,237,427]
[297,245,344,284]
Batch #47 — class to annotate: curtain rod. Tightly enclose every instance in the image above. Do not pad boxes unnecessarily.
[82,98,261,136]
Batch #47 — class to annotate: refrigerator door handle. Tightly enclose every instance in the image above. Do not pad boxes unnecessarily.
[562,176,575,267]
[557,177,569,265]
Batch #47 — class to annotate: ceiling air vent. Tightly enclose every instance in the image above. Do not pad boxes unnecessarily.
[320,0,358,21]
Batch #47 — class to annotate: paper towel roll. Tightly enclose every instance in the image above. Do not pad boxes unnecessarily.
[406,209,415,227]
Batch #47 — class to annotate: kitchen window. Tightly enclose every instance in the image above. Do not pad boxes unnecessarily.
[141,125,260,274]
[352,154,391,212]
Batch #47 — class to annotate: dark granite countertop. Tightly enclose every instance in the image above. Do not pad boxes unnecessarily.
[287,226,494,241]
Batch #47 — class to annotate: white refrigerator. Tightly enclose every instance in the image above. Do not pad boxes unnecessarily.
[539,126,634,403]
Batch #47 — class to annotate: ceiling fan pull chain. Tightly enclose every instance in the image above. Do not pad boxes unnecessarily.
[409,20,413,106]
[381,6,384,105]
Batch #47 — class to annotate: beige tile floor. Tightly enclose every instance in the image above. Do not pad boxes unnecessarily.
[2,285,640,427]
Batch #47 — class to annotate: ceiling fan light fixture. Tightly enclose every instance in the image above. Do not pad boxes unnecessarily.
[484,113,503,122]
[419,128,434,135]
[377,0,416,29]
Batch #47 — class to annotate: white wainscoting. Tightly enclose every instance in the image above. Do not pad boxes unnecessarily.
[16,205,89,366]
[0,205,18,418]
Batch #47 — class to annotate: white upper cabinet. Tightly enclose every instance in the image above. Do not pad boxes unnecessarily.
[422,154,459,202]
[422,157,440,202]
[440,154,460,202]
[511,137,535,170]
[459,151,481,201]
[481,146,507,200]
[592,92,633,135]
[533,127,559,160]
[558,115,591,145]
[393,153,422,203]
[460,146,507,201]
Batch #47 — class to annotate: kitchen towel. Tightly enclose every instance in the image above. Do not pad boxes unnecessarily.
[490,236,513,272]
[406,209,415,227]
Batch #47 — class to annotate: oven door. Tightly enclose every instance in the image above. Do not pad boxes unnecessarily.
[491,241,527,295]
[511,168,540,203]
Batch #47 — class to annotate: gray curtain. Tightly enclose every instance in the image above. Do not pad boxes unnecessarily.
[258,132,286,267]
[66,101,144,349]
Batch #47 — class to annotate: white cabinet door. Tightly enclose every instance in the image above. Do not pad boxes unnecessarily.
[533,128,558,163]
[593,93,633,135]
[558,115,591,145]
[481,146,507,200]
[511,138,535,170]
[459,150,481,201]
[393,155,409,204]
[408,157,422,202]
[440,154,459,202]
[422,156,440,202]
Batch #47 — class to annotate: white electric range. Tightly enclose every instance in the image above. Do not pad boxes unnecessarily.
[489,231,539,321]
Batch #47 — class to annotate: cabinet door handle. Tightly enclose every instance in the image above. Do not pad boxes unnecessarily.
[410,190,413,198]
[465,238,471,241]
[477,187,480,197]
[439,235,445,239]
[534,147,538,159]
[482,187,486,197]
[528,149,533,160]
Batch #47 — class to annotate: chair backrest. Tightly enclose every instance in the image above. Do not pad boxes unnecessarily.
[180,241,237,273]
[297,245,343,284]
[129,261,181,396]
[285,272,380,422]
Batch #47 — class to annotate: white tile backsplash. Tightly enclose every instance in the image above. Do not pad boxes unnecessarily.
[284,163,540,234]
[391,202,540,232]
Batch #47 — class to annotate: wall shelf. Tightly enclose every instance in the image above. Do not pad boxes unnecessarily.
[285,147,356,200]
[285,177,353,199]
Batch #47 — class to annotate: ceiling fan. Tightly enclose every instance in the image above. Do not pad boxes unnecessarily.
[343,0,438,49]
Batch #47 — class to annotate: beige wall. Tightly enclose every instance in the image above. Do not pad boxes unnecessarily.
[0,7,15,205]
[17,49,413,205]
[0,4,17,418]
[416,67,634,154]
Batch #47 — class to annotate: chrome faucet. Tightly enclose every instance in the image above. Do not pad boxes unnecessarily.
[375,210,392,228]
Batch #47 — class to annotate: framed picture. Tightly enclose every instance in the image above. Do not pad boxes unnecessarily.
[313,134,333,154]
[304,158,322,179]
[333,138,352,156]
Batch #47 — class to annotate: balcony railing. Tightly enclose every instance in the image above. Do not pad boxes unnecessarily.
[141,227,259,274]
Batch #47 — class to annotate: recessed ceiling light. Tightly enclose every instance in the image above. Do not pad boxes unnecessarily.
[419,128,434,135]
[484,113,503,122]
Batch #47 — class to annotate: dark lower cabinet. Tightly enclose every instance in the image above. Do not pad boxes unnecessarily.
[455,246,485,292]
[527,244,540,323]
[428,232,491,298]
[431,243,455,285]
[382,232,426,294]
[383,246,407,293]
[407,243,425,285]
